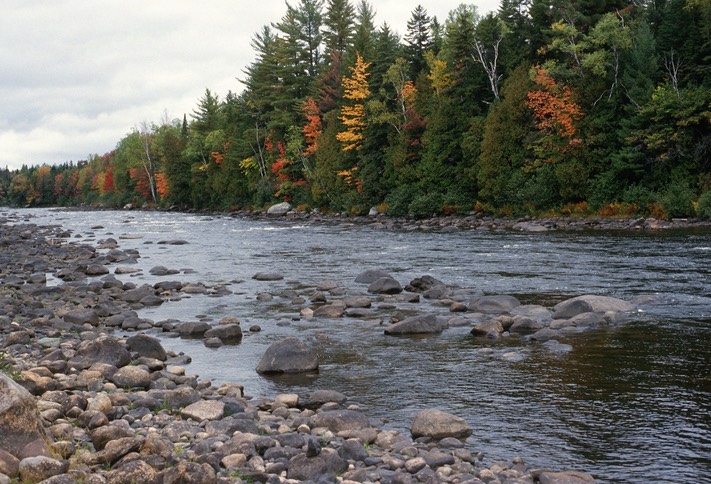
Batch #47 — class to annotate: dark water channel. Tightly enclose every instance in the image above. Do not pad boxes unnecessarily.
[19,209,711,483]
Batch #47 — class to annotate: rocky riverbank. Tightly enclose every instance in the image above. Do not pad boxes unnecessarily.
[0,211,607,483]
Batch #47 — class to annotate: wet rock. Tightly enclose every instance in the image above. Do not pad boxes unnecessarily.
[529,328,561,342]
[552,298,594,320]
[85,264,110,276]
[384,314,444,335]
[469,295,521,314]
[535,470,596,483]
[306,389,348,407]
[509,316,543,334]
[355,269,392,284]
[556,295,636,314]
[252,272,284,281]
[176,321,211,337]
[313,304,345,318]
[204,323,243,342]
[405,275,446,293]
[411,409,472,440]
[157,239,189,245]
[344,296,371,308]
[368,277,403,294]
[256,337,319,374]
[0,375,50,460]
[470,319,505,338]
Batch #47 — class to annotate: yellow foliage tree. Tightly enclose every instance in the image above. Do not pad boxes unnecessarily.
[336,54,371,151]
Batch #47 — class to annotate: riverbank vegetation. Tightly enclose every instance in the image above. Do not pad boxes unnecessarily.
[1,0,709,219]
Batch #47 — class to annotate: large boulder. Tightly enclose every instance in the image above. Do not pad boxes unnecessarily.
[0,374,51,460]
[405,275,446,293]
[204,324,243,342]
[267,202,292,215]
[470,319,505,339]
[256,337,319,374]
[354,269,391,284]
[552,298,594,320]
[554,295,636,314]
[62,308,99,326]
[288,448,348,481]
[74,336,131,368]
[469,295,521,314]
[411,409,472,440]
[126,334,167,361]
[368,277,403,295]
[384,314,444,335]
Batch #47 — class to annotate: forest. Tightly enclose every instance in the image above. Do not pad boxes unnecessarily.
[1,0,710,219]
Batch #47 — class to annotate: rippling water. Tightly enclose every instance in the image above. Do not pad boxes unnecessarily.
[13,208,711,483]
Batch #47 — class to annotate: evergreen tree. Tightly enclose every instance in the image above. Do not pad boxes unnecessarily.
[404,5,433,79]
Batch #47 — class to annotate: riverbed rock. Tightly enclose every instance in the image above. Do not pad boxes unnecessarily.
[18,456,68,483]
[111,366,152,389]
[368,277,403,294]
[176,321,211,337]
[62,308,99,326]
[470,319,505,338]
[313,304,345,318]
[384,314,444,335]
[0,374,51,460]
[469,295,521,314]
[204,323,243,342]
[355,269,391,284]
[555,295,636,314]
[411,409,472,440]
[126,334,167,361]
[266,202,292,216]
[256,337,319,374]
[552,298,594,320]
[405,275,446,293]
[252,272,284,281]
[535,470,596,483]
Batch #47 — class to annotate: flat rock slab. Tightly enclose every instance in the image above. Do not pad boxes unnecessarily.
[556,295,636,314]
[181,400,225,421]
[384,314,443,335]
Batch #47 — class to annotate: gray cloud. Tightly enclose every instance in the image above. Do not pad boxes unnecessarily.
[1,0,496,170]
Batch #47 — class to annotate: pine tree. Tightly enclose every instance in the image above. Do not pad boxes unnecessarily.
[404,5,433,79]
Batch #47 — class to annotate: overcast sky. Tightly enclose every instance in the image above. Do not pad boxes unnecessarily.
[0,0,498,170]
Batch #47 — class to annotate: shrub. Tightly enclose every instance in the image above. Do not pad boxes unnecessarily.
[408,193,444,218]
[697,190,711,219]
[384,185,416,217]
[661,181,695,218]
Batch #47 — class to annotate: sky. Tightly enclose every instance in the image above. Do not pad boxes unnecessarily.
[0,0,499,170]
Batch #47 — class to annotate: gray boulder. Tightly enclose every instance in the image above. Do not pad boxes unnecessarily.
[126,334,167,361]
[552,298,594,320]
[62,308,99,326]
[75,336,130,368]
[204,324,243,342]
[256,337,319,374]
[555,295,636,314]
[252,272,284,281]
[469,295,521,314]
[354,269,391,284]
[384,314,444,335]
[405,275,446,293]
[288,448,348,481]
[411,409,472,440]
[368,277,403,294]
[0,374,51,460]
[112,366,152,389]
[470,319,505,339]
[267,202,292,215]
[176,321,211,337]
[312,409,370,433]
[18,456,68,483]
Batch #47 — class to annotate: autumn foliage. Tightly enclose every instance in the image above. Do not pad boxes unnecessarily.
[526,66,583,146]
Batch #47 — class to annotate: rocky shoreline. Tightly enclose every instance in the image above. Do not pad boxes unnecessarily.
[0,210,623,483]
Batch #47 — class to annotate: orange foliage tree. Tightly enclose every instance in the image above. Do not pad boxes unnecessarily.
[336,54,371,152]
[526,66,584,164]
[303,98,322,156]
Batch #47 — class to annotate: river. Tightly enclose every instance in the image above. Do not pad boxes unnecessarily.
[14,208,711,483]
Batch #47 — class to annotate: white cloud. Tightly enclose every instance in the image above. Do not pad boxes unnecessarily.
[0,0,498,170]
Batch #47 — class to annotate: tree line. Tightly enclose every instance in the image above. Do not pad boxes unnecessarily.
[2,0,710,219]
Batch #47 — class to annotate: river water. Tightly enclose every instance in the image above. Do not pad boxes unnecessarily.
[14,208,711,483]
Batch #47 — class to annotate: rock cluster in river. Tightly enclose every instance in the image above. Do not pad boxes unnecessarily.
[0,211,604,483]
